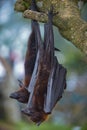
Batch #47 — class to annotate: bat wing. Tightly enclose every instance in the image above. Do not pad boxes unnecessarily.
[24,21,37,88]
[24,0,40,82]
[25,20,54,114]
[44,24,60,52]
[23,21,43,111]
[28,21,43,93]
[44,57,67,113]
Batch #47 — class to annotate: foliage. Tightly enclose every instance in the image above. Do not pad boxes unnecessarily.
[82,124,87,130]
[0,121,72,130]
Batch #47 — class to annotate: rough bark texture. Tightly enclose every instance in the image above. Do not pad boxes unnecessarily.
[14,0,87,55]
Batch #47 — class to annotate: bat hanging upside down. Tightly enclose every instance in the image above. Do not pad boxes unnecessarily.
[10,0,67,126]
[9,0,39,103]
[10,0,60,104]
[21,5,67,125]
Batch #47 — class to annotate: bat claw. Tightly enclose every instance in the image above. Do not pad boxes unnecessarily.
[18,79,22,83]
[55,47,60,52]
[47,5,58,22]
[18,79,24,88]
[29,0,38,11]
[18,79,23,84]
[21,108,31,116]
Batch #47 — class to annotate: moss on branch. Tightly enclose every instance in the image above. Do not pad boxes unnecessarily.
[14,0,87,55]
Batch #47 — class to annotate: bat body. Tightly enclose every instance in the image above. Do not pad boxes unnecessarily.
[10,0,67,125]
[10,0,60,104]
[22,18,48,123]
[44,57,67,113]
[10,1,38,103]
[22,7,63,125]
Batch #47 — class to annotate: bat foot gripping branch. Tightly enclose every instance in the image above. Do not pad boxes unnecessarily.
[29,0,38,11]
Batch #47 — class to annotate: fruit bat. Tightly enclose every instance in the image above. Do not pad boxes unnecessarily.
[22,6,67,125]
[9,0,38,103]
[9,0,60,104]
[9,0,66,125]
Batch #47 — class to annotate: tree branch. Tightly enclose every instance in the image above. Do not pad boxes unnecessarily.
[14,0,87,55]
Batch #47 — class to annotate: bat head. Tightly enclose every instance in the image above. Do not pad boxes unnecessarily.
[22,108,48,125]
[10,87,29,103]
[30,111,48,125]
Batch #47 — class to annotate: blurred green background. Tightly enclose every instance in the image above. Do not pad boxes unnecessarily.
[0,0,87,130]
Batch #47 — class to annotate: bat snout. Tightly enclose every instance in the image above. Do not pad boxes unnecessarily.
[9,92,19,99]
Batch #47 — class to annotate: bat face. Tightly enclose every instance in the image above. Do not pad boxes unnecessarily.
[30,111,48,125]
[22,107,48,125]
[10,87,29,103]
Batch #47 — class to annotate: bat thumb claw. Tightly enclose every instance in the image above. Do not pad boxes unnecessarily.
[18,79,25,88]
[21,108,30,116]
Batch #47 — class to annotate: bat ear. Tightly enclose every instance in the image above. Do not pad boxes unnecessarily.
[18,79,28,90]
[18,79,23,88]
[9,92,19,99]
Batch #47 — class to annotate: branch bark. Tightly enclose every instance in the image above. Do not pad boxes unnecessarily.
[14,0,87,55]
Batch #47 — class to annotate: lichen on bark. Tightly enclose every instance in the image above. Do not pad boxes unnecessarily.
[14,0,87,55]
